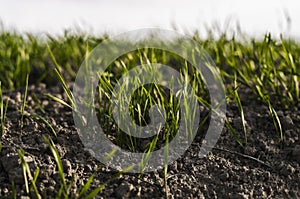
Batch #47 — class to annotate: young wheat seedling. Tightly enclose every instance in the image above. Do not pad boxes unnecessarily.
[20,74,29,133]
[0,81,4,153]
[0,81,8,137]
[18,149,41,199]
[47,45,76,110]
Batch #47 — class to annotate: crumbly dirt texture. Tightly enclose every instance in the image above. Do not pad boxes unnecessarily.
[0,84,300,198]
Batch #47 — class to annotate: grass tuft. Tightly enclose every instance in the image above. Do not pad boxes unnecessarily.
[42,135,68,197]
[20,74,29,132]
[18,149,41,198]
[1,29,300,197]
[0,81,8,137]
[47,45,76,110]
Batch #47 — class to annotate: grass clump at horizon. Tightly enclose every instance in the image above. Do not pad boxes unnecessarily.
[0,29,299,146]
[0,29,299,144]
[0,30,298,107]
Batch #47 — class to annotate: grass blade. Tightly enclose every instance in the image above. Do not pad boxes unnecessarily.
[11,181,16,199]
[43,135,67,194]
[0,81,8,137]
[31,93,46,114]
[30,113,57,137]
[45,93,73,110]
[47,45,76,110]
[30,168,41,198]
[232,73,247,145]
[18,149,41,198]
[78,174,95,198]
[0,81,3,136]
[84,165,134,199]
[225,119,243,147]
[18,149,30,194]
[84,184,107,199]
[267,101,283,142]
[20,74,29,131]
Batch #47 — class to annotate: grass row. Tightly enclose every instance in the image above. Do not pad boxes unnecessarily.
[0,30,299,107]
[0,29,299,197]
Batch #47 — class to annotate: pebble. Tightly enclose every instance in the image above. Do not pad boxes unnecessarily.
[115,182,134,198]
[15,92,22,103]
[277,110,284,117]
[291,145,300,162]
[282,115,294,130]
[62,159,72,177]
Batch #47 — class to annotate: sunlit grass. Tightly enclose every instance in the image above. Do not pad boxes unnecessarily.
[18,149,41,198]
[20,74,29,132]
[0,81,8,137]
[0,29,299,197]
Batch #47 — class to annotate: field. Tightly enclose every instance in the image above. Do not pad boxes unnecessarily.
[0,29,300,198]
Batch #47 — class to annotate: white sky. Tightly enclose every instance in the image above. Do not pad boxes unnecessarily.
[0,0,300,38]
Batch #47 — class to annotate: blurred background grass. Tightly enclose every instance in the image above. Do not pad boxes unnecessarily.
[0,29,299,107]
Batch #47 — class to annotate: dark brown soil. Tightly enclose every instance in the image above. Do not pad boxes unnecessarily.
[0,84,300,198]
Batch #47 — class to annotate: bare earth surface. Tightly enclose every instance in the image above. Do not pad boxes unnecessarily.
[0,84,300,198]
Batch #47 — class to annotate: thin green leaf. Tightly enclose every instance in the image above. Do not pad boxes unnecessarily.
[43,135,67,193]
[30,113,57,137]
[20,74,29,131]
[78,174,95,198]
[45,93,73,109]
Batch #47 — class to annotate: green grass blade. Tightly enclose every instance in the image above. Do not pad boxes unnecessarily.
[3,99,8,132]
[18,149,30,194]
[30,113,57,137]
[225,119,244,147]
[56,184,64,199]
[267,101,283,142]
[103,148,117,163]
[47,45,76,110]
[0,81,3,133]
[66,173,76,196]
[84,184,107,199]
[139,136,158,173]
[84,165,134,199]
[33,167,40,183]
[0,82,7,137]
[45,93,73,110]
[43,135,67,193]
[20,74,29,131]
[31,94,46,114]
[164,135,169,198]
[232,73,247,145]
[78,174,95,198]
[11,181,16,199]
[30,167,41,199]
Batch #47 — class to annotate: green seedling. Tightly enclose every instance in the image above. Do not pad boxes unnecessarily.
[47,44,76,110]
[31,93,45,114]
[1,29,300,198]
[256,85,283,142]
[45,93,73,110]
[20,74,29,132]
[29,113,57,137]
[43,135,68,197]
[43,134,132,198]
[18,149,41,199]
[229,72,248,145]
[0,81,8,137]
[12,181,16,199]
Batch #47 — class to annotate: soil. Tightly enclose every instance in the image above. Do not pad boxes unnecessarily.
[0,83,300,198]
